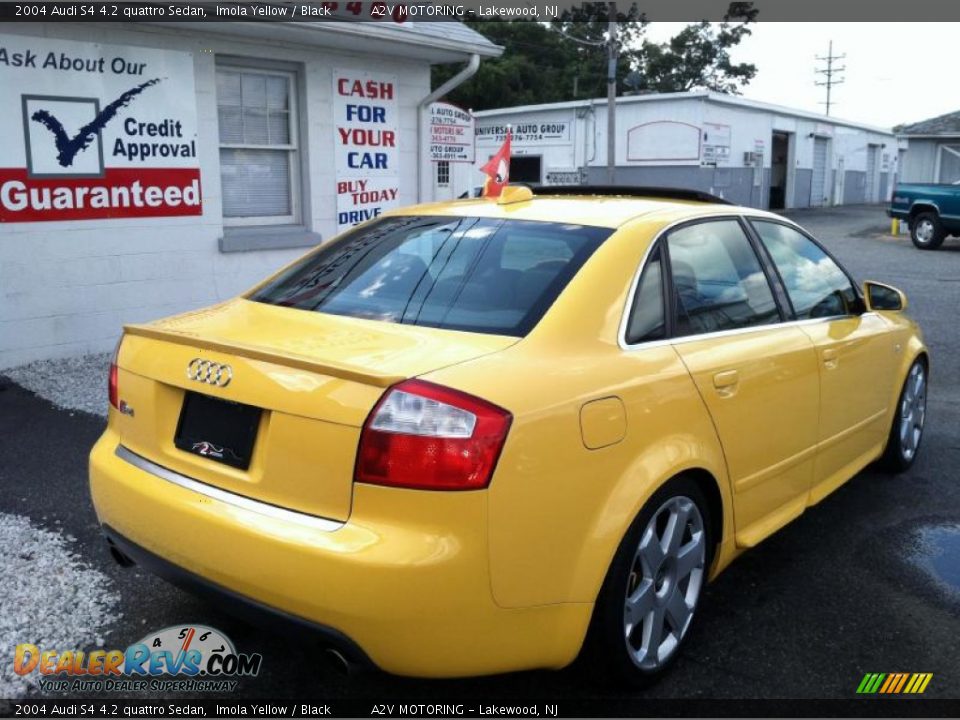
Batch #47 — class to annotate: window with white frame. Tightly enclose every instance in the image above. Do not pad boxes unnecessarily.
[937,145,960,184]
[216,65,299,225]
[436,160,450,187]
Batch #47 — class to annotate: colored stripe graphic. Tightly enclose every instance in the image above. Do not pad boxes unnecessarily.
[893,673,909,693]
[857,672,933,694]
[879,674,896,693]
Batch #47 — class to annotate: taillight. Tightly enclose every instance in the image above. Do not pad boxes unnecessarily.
[355,379,512,491]
[108,337,122,410]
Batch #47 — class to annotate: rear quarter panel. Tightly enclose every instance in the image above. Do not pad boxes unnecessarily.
[429,344,731,610]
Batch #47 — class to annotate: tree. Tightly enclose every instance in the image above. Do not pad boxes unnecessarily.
[431,12,758,110]
[634,21,758,94]
[547,2,647,101]
[431,20,579,111]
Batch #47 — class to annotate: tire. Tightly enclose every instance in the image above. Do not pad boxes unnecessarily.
[583,476,714,687]
[880,359,928,473]
[910,212,945,250]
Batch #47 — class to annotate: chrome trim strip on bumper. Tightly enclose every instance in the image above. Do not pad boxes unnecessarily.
[114,445,345,532]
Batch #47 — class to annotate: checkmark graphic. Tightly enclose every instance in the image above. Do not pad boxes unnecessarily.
[30,78,163,168]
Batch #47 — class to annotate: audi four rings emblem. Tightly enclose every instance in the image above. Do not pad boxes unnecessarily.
[186,358,233,387]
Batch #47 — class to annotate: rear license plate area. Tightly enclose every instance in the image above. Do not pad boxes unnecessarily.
[174,391,262,470]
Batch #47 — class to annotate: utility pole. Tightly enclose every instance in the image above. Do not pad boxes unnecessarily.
[815,40,845,116]
[606,2,617,184]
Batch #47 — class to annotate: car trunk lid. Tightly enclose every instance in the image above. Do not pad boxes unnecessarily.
[113,299,516,521]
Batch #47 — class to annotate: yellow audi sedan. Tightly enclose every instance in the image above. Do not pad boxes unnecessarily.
[90,187,928,684]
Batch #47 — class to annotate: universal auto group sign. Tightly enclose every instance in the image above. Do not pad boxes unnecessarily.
[0,35,200,223]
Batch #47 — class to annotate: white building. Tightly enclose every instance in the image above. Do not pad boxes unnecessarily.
[0,21,500,368]
[896,110,960,184]
[447,91,901,210]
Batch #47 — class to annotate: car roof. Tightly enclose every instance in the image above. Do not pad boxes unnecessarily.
[388,194,780,230]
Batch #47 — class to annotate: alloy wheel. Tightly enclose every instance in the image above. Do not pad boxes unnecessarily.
[623,496,706,671]
[899,363,927,461]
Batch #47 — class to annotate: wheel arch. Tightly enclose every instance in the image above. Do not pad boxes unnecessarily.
[682,467,725,567]
[580,460,733,613]
[880,337,929,452]
[576,467,726,681]
[908,203,939,221]
[902,343,929,388]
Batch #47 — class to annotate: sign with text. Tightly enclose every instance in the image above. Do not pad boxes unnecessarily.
[0,34,200,222]
[429,102,474,163]
[334,69,400,233]
[477,118,571,146]
[702,122,731,165]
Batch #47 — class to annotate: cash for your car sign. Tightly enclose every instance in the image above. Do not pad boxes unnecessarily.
[334,70,400,233]
[0,35,201,223]
[429,102,475,163]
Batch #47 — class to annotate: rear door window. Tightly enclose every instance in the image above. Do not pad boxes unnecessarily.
[666,220,780,337]
[250,216,610,336]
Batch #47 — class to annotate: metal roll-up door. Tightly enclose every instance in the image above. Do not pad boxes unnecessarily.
[811,137,828,207]
[866,145,879,203]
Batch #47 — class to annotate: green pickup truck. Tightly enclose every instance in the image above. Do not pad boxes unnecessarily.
[889,183,960,249]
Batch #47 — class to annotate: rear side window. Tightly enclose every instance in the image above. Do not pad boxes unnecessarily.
[751,220,858,319]
[250,216,610,337]
[625,245,666,344]
[666,220,780,337]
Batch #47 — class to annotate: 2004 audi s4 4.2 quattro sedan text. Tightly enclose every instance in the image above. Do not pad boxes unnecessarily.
[90,186,928,684]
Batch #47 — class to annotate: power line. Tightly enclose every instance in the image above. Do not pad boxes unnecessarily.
[815,40,845,116]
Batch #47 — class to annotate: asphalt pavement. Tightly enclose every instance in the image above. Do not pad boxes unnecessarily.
[1,205,958,704]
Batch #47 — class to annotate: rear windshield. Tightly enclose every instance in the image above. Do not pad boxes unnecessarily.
[250,216,610,336]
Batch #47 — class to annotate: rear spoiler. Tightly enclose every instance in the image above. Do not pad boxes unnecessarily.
[531,184,734,205]
[122,323,406,388]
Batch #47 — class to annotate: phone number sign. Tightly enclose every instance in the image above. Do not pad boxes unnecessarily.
[429,102,474,163]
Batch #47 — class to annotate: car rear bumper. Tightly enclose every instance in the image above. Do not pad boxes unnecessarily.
[101,524,375,669]
[89,429,591,677]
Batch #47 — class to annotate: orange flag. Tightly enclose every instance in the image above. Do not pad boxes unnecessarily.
[480,129,511,197]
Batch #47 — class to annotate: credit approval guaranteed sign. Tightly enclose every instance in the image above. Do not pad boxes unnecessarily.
[0,35,201,223]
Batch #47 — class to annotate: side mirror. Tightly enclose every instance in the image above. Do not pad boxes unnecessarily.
[863,281,907,312]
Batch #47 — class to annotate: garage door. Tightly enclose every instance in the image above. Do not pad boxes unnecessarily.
[509,155,542,184]
[866,145,879,203]
[811,138,828,207]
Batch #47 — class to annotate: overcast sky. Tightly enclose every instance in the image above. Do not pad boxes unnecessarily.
[643,23,956,129]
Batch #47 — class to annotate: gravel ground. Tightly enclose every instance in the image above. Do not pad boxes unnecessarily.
[0,513,121,698]
[6,354,110,419]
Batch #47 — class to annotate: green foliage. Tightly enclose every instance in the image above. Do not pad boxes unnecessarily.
[431,13,758,111]
[430,20,577,111]
[636,21,757,94]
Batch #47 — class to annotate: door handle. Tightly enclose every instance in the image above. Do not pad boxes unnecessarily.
[822,348,839,369]
[713,370,739,389]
